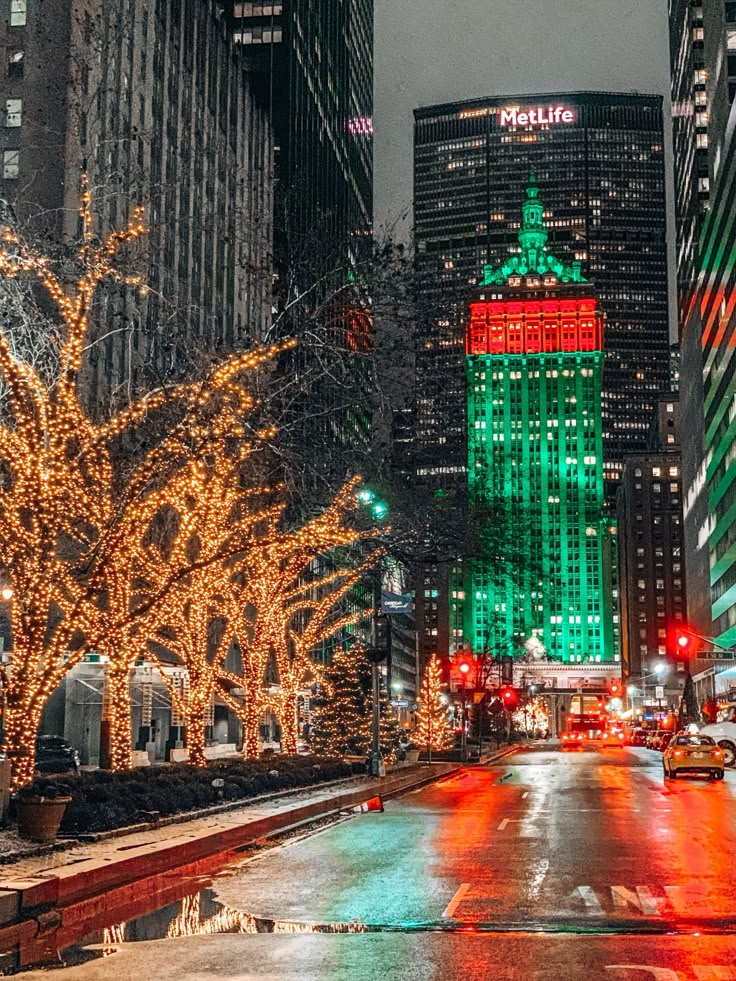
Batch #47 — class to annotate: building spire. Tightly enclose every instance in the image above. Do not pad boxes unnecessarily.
[518,173,548,258]
[479,175,585,287]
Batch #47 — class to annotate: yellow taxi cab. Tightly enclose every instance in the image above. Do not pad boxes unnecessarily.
[662,731,725,781]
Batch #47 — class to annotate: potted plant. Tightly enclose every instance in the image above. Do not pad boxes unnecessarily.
[15,780,72,843]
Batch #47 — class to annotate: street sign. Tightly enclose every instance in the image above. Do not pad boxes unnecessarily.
[694,650,736,660]
[390,699,409,708]
[655,685,664,700]
[381,591,412,615]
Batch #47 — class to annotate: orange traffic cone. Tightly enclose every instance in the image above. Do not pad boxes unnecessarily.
[350,795,384,814]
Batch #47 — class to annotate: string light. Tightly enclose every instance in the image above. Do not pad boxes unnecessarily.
[0,178,297,787]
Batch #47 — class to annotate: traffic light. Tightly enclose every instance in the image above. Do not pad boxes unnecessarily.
[667,625,695,658]
[356,487,389,522]
[608,680,622,698]
[452,654,476,688]
[499,685,518,709]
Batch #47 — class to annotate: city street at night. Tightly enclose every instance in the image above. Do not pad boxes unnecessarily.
[20,746,736,980]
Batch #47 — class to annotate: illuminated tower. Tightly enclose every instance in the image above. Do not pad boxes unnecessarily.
[464,178,615,663]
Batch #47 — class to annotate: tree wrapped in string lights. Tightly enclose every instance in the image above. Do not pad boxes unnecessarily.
[216,477,382,757]
[415,656,453,753]
[0,179,291,787]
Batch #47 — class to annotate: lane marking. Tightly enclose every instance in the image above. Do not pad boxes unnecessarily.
[611,885,661,916]
[497,818,523,830]
[605,969,681,980]
[576,885,604,914]
[442,882,471,918]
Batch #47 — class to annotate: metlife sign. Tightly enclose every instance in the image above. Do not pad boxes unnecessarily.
[499,105,576,127]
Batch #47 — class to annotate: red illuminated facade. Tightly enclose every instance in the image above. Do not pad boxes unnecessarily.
[467,296,603,356]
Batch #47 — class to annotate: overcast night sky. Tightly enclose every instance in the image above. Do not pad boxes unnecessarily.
[374,0,673,238]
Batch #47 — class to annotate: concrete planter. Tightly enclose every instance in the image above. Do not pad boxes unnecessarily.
[16,796,71,843]
[404,749,421,764]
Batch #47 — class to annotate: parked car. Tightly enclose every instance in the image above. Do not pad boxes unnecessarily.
[699,708,736,766]
[646,729,671,751]
[630,728,648,746]
[663,732,725,780]
[560,731,585,750]
[35,735,80,774]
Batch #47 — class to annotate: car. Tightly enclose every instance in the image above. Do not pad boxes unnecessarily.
[662,732,725,780]
[646,729,672,751]
[630,728,648,746]
[35,735,80,774]
[698,709,736,766]
[560,731,585,750]
[600,729,626,748]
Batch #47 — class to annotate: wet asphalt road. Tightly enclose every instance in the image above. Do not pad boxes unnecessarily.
[21,745,736,980]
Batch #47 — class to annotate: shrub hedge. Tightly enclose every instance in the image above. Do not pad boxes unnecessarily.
[27,756,364,835]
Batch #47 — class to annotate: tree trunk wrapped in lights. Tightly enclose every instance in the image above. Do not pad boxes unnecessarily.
[0,179,292,788]
[222,478,381,756]
[214,477,381,758]
[415,656,453,753]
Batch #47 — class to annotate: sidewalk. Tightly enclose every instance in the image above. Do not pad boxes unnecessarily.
[0,761,465,970]
[0,745,522,970]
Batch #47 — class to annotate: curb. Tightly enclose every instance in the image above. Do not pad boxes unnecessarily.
[479,743,521,765]
[0,763,458,970]
[1,765,421,862]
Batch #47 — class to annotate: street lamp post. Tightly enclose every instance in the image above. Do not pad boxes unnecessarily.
[367,612,390,778]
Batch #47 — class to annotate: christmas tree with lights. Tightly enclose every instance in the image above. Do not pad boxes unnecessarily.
[310,645,372,757]
[415,656,453,752]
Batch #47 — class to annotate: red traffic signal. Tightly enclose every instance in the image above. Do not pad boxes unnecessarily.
[668,626,695,658]
[676,632,693,653]
[608,680,622,697]
[499,685,518,708]
[451,654,476,686]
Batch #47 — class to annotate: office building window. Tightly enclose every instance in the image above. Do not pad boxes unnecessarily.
[7,50,23,78]
[2,149,18,179]
[9,0,26,26]
[5,99,21,127]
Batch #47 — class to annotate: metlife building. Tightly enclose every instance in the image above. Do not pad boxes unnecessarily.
[412,91,671,498]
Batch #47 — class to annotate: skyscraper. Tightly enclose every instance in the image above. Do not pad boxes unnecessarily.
[669,2,736,638]
[230,0,373,272]
[229,0,374,498]
[462,180,614,663]
[617,397,686,690]
[689,112,736,648]
[0,0,274,409]
[412,91,670,664]
[413,91,670,493]
[669,0,709,324]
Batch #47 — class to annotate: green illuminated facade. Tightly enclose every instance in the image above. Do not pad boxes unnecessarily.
[461,180,615,662]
